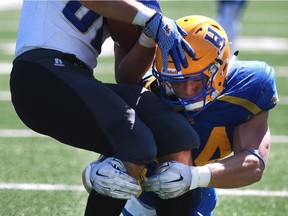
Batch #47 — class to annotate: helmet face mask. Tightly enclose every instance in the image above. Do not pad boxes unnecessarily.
[152,15,231,116]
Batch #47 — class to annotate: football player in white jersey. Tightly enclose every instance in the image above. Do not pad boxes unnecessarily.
[10,1,198,215]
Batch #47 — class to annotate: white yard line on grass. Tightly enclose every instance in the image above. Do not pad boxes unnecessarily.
[0,129,288,143]
[1,62,287,76]
[0,182,287,197]
[217,189,288,197]
[0,0,22,11]
[0,62,12,74]
[234,37,288,52]
[0,129,47,137]
[0,183,84,191]
[0,61,114,75]
[1,37,288,58]
[0,91,11,100]
[5,91,288,105]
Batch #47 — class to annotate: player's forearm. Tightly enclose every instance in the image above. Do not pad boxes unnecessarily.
[205,152,264,188]
[115,44,155,84]
[79,0,155,25]
[80,0,137,23]
[204,111,270,188]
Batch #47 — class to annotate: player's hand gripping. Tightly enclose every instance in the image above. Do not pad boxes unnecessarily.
[144,12,195,72]
[83,157,141,199]
[141,161,192,199]
[142,161,211,199]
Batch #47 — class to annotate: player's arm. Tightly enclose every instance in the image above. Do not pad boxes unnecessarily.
[206,110,270,188]
[80,0,156,84]
[79,0,194,72]
[142,111,271,199]
[114,37,156,84]
[79,0,152,24]
[108,0,159,83]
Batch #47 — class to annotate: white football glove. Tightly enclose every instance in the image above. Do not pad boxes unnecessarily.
[141,161,192,199]
[141,161,212,199]
[82,157,142,200]
[82,155,106,194]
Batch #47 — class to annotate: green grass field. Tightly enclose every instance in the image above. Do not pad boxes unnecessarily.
[0,1,288,215]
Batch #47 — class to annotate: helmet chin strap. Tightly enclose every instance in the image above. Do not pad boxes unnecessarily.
[184,101,205,111]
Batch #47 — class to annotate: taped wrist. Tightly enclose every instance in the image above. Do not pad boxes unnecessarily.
[189,166,211,190]
[132,5,156,26]
[138,32,156,48]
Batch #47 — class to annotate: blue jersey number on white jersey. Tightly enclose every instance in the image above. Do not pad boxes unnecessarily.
[62,1,105,53]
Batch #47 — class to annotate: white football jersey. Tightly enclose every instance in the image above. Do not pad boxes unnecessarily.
[15,0,110,69]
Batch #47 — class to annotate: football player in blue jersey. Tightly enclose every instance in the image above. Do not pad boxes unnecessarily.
[122,15,279,215]
[10,1,198,216]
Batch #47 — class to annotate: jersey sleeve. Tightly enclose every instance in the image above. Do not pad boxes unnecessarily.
[225,61,279,112]
[257,62,279,110]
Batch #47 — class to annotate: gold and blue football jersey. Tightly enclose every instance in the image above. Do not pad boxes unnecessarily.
[145,60,278,165]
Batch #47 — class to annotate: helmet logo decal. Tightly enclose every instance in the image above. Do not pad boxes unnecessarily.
[162,68,180,75]
[204,27,226,55]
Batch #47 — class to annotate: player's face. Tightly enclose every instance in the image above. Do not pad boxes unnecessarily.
[170,76,208,100]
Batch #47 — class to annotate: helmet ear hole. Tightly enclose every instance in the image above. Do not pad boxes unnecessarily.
[215,58,224,65]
